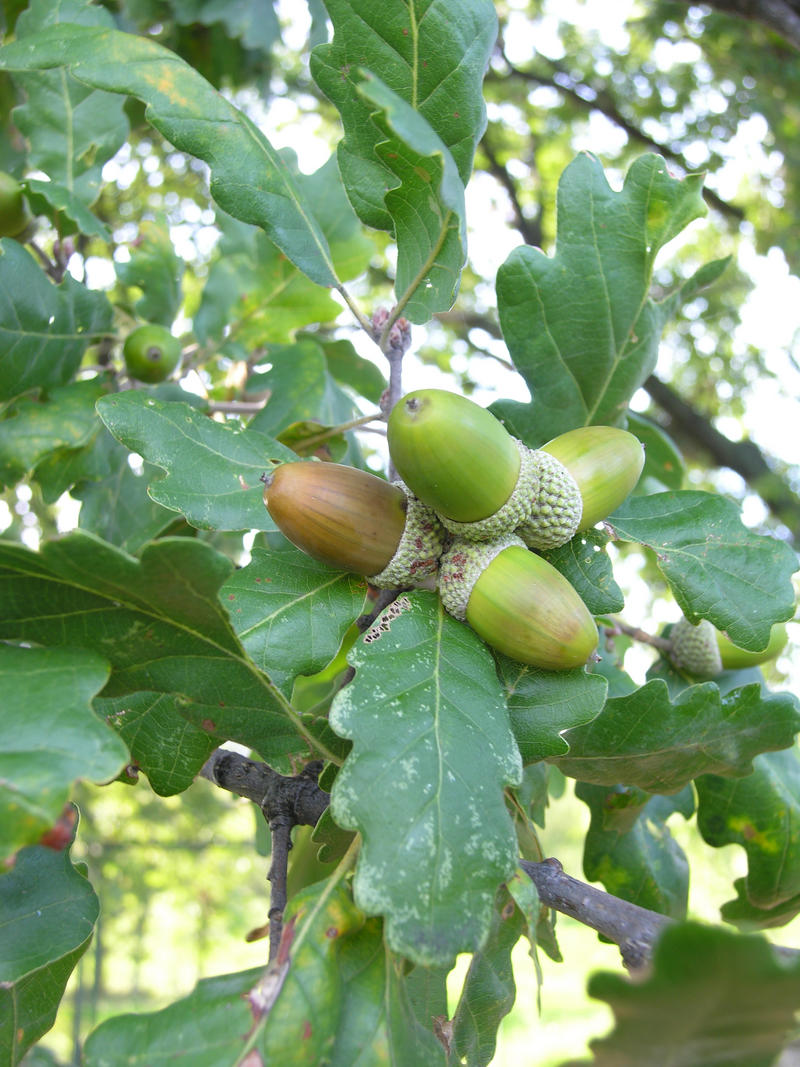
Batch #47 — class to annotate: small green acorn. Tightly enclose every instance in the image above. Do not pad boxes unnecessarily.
[438,534,598,669]
[387,389,539,540]
[263,461,445,588]
[123,323,182,383]
[518,426,645,549]
[669,616,789,678]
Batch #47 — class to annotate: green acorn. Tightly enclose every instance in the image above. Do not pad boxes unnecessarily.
[438,535,598,669]
[670,616,789,678]
[518,426,645,549]
[263,461,445,588]
[387,389,540,540]
[0,171,30,238]
[123,323,182,383]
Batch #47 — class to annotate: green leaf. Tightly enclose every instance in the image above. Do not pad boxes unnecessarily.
[540,529,624,616]
[11,0,128,208]
[0,533,310,768]
[450,887,527,1067]
[256,881,366,1062]
[553,680,800,793]
[220,544,368,698]
[562,922,800,1067]
[172,0,281,53]
[246,340,358,439]
[576,784,692,918]
[493,154,717,443]
[606,490,799,650]
[314,336,387,404]
[193,223,342,347]
[352,72,468,322]
[300,154,374,282]
[497,655,608,764]
[328,919,447,1066]
[311,0,496,227]
[24,178,111,240]
[0,240,112,403]
[0,645,127,862]
[96,392,297,532]
[0,840,98,1067]
[83,967,260,1067]
[720,877,800,931]
[116,219,184,327]
[329,592,522,965]
[0,23,339,286]
[0,377,108,487]
[626,411,685,491]
[72,432,181,553]
[697,747,800,912]
[93,691,217,797]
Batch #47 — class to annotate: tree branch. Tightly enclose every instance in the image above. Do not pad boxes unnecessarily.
[479,128,544,247]
[643,374,800,537]
[520,857,672,971]
[673,0,800,50]
[491,51,744,224]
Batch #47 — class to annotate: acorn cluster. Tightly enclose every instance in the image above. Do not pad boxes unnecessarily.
[263,388,646,671]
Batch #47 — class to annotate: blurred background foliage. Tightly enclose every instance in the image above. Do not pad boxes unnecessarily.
[1,0,798,1063]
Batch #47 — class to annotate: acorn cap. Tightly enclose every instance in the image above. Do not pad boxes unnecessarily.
[517,449,583,550]
[387,389,522,523]
[439,536,598,670]
[540,426,645,530]
[369,483,447,589]
[669,617,723,679]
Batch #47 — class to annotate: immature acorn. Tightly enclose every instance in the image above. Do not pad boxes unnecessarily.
[519,425,645,549]
[388,390,644,548]
[387,389,540,540]
[262,461,446,588]
[669,616,789,679]
[438,534,598,669]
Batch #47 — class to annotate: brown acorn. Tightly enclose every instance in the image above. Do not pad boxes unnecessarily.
[263,461,445,587]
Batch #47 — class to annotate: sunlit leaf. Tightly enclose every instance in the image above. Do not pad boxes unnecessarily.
[494,153,727,442]
[83,967,260,1067]
[497,655,608,764]
[220,543,368,698]
[0,23,339,286]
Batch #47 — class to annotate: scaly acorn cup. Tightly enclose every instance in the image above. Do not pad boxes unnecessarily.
[518,426,645,550]
[438,534,598,669]
[670,616,789,678]
[263,461,446,589]
[387,389,540,541]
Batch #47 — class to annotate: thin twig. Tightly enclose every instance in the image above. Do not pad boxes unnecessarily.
[606,620,674,653]
[297,411,384,449]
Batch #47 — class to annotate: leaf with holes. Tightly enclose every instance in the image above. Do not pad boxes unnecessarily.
[96,392,296,532]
